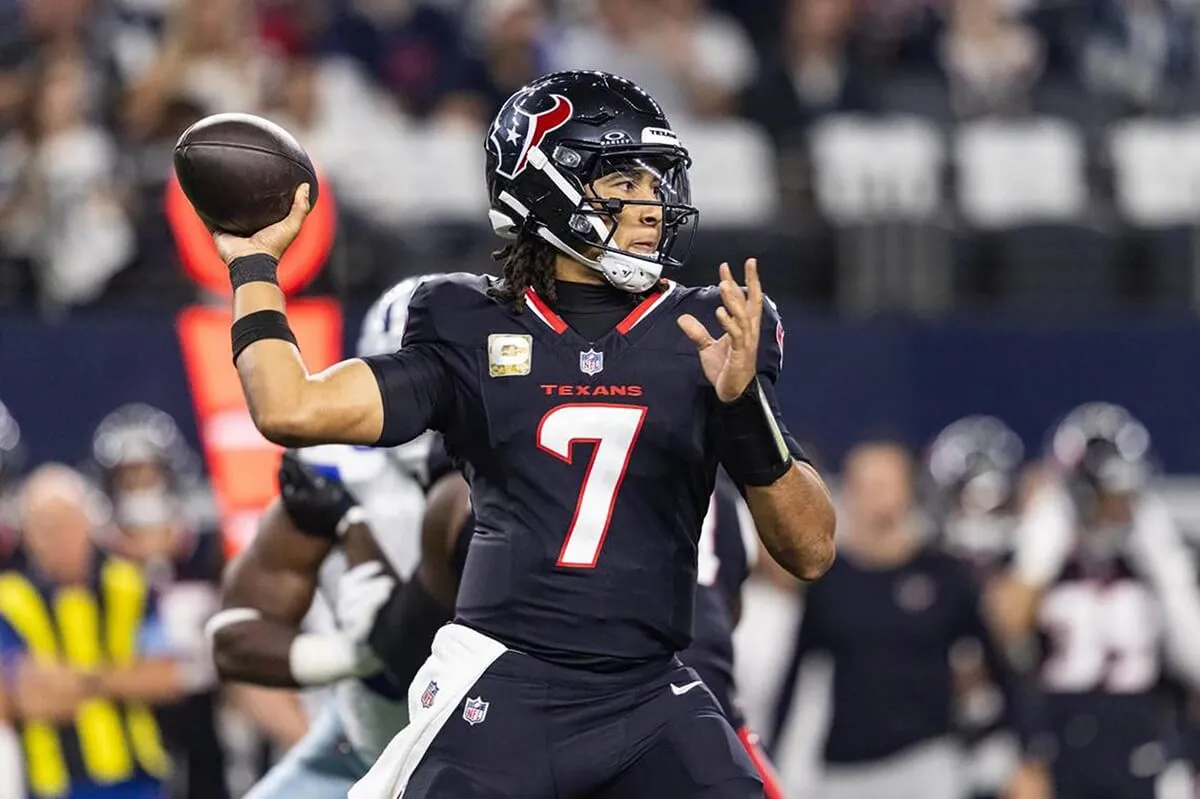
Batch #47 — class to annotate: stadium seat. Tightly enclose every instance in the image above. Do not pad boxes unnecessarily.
[673,120,779,227]
[808,114,949,311]
[953,116,1117,309]
[357,124,490,227]
[1109,117,1200,308]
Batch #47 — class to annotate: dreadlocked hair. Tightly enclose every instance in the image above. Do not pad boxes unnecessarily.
[487,234,559,310]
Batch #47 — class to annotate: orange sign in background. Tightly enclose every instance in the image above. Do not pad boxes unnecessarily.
[165,172,337,298]
[167,169,342,558]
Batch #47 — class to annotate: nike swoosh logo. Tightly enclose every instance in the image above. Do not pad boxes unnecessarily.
[670,680,703,696]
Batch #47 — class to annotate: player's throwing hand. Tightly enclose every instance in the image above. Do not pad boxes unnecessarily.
[677,258,763,403]
[212,184,312,266]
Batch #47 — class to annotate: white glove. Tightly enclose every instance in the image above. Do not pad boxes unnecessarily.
[336,560,396,650]
[288,560,396,686]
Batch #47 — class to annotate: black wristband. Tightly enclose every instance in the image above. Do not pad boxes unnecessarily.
[231,310,298,364]
[229,253,279,289]
[716,378,793,487]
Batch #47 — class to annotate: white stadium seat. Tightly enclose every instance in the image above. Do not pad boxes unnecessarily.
[808,114,945,224]
[955,116,1087,229]
[674,120,779,226]
[1109,117,1200,227]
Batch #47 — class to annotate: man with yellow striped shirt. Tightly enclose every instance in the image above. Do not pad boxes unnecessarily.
[0,465,208,799]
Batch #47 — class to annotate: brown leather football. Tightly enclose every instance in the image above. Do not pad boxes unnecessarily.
[173,112,319,237]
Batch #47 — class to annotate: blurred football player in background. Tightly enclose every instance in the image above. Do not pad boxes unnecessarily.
[1001,403,1200,799]
[926,416,1026,799]
[89,404,230,799]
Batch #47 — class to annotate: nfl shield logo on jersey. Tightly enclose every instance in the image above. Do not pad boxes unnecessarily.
[462,696,489,726]
[579,349,604,376]
[420,681,439,709]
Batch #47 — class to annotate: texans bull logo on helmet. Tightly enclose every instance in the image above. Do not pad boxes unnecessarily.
[489,92,575,180]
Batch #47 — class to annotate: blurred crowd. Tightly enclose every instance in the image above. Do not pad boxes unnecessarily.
[3,0,1200,313]
[4,390,1200,797]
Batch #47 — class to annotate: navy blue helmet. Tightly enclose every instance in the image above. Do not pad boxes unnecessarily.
[1048,402,1152,500]
[485,70,698,293]
[927,415,1024,562]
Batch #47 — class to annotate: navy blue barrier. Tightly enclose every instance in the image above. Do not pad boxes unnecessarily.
[2,306,1197,473]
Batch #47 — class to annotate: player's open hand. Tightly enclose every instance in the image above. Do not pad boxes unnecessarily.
[212,183,311,265]
[677,258,762,403]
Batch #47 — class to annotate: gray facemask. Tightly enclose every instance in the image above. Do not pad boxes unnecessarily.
[115,489,176,529]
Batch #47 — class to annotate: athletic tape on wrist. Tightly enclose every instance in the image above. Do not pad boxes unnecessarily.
[336,506,369,538]
[228,253,279,289]
[288,633,373,686]
[231,310,298,364]
[717,378,793,487]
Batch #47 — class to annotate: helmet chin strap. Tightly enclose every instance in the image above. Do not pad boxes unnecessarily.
[535,226,662,293]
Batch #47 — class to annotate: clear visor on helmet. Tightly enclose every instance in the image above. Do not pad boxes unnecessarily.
[560,147,698,269]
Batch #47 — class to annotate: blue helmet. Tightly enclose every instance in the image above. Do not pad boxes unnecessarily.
[485,70,698,293]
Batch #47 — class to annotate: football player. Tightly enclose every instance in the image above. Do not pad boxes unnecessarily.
[89,404,231,799]
[926,416,1027,799]
[926,415,1025,578]
[210,69,836,798]
[205,278,434,799]
[374,451,787,799]
[1000,403,1200,799]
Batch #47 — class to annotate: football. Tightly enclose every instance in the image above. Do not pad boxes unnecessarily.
[173,112,319,237]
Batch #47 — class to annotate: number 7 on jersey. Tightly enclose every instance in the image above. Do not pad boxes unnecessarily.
[537,404,649,568]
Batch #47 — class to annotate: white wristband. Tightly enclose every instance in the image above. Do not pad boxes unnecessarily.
[204,607,263,640]
[337,506,369,538]
[287,633,377,686]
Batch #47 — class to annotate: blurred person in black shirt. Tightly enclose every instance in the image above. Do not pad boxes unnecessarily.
[770,441,1019,799]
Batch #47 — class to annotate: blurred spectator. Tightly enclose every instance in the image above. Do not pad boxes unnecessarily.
[553,0,758,121]
[0,52,134,310]
[741,0,875,146]
[0,464,208,799]
[937,0,1045,119]
[437,0,555,126]
[1080,0,1195,115]
[0,0,124,132]
[90,404,230,799]
[770,442,1017,799]
[124,0,268,141]
[316,0,471,119]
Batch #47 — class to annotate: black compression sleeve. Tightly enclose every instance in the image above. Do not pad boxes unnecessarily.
[362,345,454,447]
[368,574,453,690]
